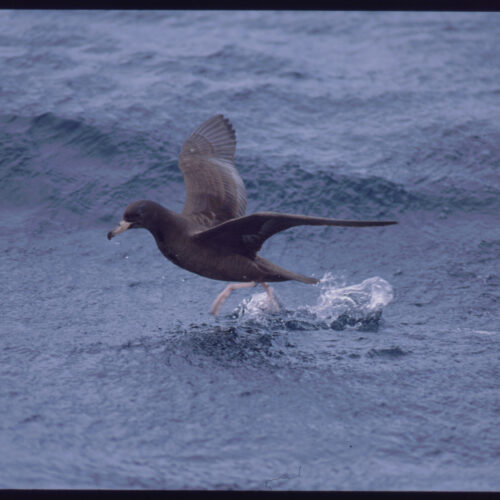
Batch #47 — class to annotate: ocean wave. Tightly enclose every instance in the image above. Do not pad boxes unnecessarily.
[1,112,498,231]
[0,113,181,227]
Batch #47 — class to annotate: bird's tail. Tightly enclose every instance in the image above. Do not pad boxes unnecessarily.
[285,271,319,285]
[256,257,319,284]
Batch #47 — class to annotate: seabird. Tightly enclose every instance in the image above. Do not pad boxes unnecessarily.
[108,114,397,315]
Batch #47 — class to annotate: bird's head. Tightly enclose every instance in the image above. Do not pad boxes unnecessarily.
[107,200,151,240]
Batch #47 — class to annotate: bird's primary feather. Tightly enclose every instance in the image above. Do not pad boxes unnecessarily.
[193,211,398,258]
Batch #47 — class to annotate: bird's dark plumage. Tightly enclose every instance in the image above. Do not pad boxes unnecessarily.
[108,114,397,314]
[179,114,246,228]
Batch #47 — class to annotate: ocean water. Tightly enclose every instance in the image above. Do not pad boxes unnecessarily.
[1,10,500,491]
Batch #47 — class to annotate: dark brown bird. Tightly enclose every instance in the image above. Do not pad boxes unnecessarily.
[108,114,397,315]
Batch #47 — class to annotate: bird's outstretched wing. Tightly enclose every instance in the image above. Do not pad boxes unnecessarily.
[178,114,247,228]
[193,212,398,258]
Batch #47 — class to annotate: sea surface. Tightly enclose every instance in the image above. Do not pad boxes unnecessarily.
[1,10,499,491]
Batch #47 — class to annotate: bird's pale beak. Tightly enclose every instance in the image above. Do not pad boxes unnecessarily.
[107,220,132,240]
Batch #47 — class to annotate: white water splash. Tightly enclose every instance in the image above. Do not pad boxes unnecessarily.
[233,290,283,320]
[230,274,393,328]
[304,274,394,321]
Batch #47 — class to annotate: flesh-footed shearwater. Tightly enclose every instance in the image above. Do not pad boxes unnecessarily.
[108,114,397,315]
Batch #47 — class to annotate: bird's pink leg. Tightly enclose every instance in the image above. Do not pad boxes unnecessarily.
[210,282,257,316]
[261,282,281,311]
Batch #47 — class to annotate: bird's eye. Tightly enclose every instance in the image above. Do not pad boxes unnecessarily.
[124,213,139,223]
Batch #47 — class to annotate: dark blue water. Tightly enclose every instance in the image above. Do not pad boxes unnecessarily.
[1,10,500,490]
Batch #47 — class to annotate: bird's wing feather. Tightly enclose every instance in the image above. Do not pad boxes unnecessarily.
[193,212,398,258]
[178,114,247,228]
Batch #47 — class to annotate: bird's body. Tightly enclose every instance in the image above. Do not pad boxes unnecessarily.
[108,114,397,315]
[120,200,326,284]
